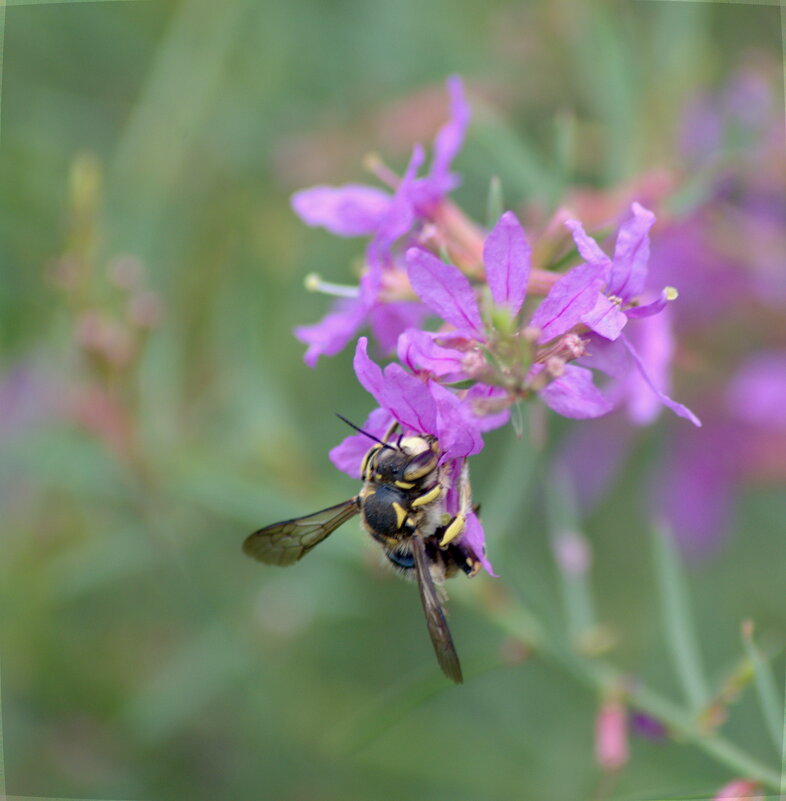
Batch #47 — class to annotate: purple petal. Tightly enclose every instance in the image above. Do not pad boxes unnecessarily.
[431,75,471,183]
[539,364,615,419]
[294,299,367,367]
[429,381,483,458]
[483,211,531,315]
[405,247,484,336]
[579,335,631,379]
[411,76,471,209]
[329,407,393,478]
[369,145,424,265]
[369,301,428,355]
[609,202,655,300]
[354,338,441,437]
[397,328,467,379]
[381,363,439,435]
[622,335,701,426]
[463,384,511,431]
[460,511,497,577]
[291,185,392,237]
[530,263,606,343]
[582,294,628,340]
[352,337,386,401]
[565,219,612,271]
[624,310,675,425]
[625,288,671,320]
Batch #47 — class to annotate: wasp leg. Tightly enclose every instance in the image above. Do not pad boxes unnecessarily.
[410,484,442,508]
[439,460,471,548]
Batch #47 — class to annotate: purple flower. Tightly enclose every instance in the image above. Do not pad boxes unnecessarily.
[291,184,393,237]
[530,204,700,427]
[533,203,675,344]
[293,148,426,366]
[404,212,638,424]
[350,337,483,460]
[290,77,472,366]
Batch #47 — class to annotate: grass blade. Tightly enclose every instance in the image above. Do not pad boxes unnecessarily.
[652,521,710,713]
[741,620,784,756]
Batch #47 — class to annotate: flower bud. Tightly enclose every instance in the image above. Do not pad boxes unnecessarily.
[595,698,629,773]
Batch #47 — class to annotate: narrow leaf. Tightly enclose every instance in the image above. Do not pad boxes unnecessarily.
[652,521,709,712]
[741,621,784,755]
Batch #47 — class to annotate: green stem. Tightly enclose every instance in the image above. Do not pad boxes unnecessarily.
[483,602,783,791]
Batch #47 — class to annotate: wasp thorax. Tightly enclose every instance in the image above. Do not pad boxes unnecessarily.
[401,438,439,482]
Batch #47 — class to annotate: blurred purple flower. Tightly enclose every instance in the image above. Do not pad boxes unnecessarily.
[291,184,393,237]
[293,148,426,366]
[726,351,786,429]
[409,74,471,214]
[291,77,472,366]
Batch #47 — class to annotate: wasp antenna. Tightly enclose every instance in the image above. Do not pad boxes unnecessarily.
[335,413,395,449]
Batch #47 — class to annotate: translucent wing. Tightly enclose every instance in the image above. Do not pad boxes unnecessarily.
[243,498,360,566]
[410,533,463,684]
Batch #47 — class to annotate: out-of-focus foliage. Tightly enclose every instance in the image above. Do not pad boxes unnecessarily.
[1,1,783,800]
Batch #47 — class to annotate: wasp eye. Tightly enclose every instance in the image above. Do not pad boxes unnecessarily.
[403,449,438,481]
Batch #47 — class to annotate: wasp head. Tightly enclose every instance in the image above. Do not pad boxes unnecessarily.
[367,435,439,485]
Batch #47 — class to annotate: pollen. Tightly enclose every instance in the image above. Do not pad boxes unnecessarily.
[440,514,465,547]
[665,286,679,301]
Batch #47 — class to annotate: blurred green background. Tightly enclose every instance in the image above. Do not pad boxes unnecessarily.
[1,1,784,799]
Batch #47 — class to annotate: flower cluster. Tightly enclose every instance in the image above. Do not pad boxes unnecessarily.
[556,65,785,555]
[289,77,699,573]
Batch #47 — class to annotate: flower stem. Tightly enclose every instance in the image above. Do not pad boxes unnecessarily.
[479,597,783,791]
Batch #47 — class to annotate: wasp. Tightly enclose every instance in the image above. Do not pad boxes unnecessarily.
[243,418,481,684]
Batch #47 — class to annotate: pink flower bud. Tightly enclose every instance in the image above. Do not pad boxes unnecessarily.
[595,698,629,772]
[713,779,762,800]
[107,254,145,290]
[553,530,591,577]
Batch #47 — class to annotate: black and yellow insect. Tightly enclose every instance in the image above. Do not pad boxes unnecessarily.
[243,420,480,684]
